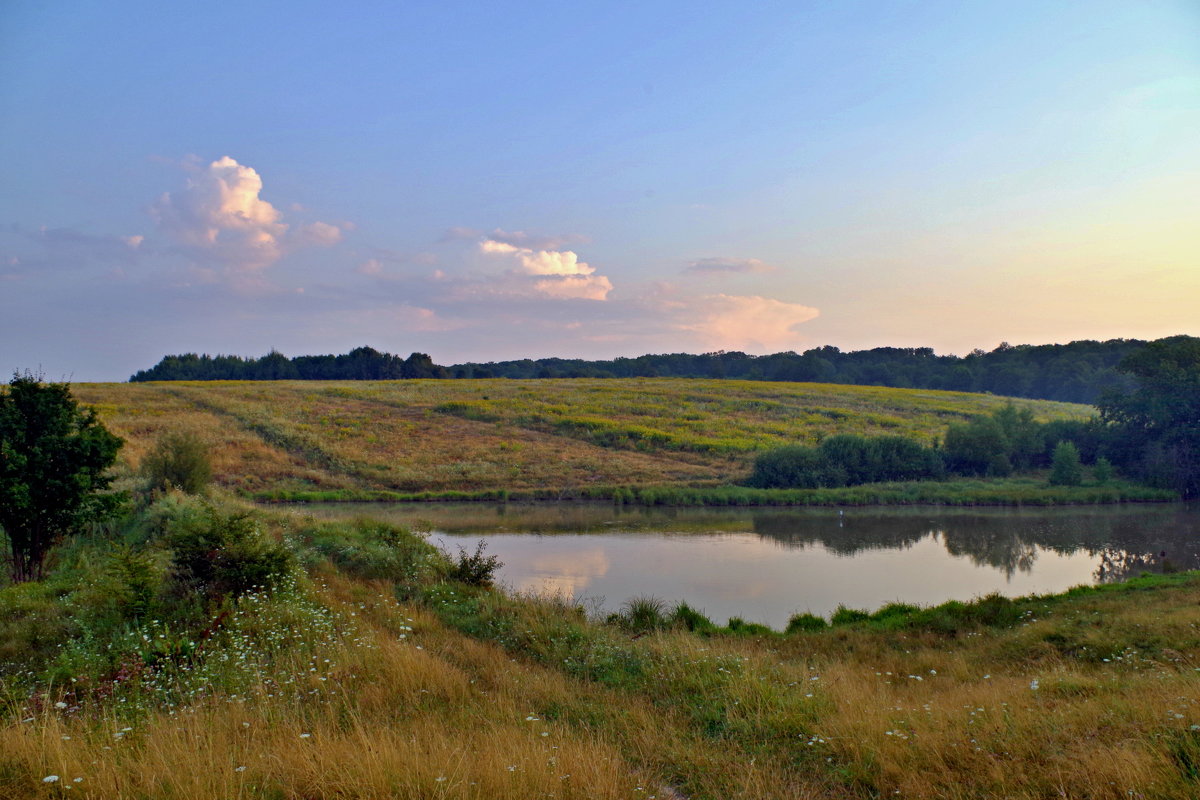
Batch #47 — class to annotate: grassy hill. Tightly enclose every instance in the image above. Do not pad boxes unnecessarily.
[73,379,1092,499]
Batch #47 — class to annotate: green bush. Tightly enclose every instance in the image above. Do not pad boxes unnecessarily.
[620,595,667,632]
[1093,456,1114,484]
[1049,441,1084,486]
[830,605,871,625]
[141,430,212,494]
[86,544,158,623]
[447,540,502,586]
[870,602,922,623]
[166,505,292,601]
[725,616,774,635]
[785,612,827,633]
[746,445,833,489]
[303,518,444,590]
[748,435,944,490]
[670,601,717,633]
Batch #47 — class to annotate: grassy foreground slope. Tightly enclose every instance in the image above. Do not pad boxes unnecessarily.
[4,496,1200,799]
[72,379,1092,499]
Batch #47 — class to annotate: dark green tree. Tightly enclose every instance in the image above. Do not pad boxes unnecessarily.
[1098,336,1200,497]
[0,374,124,582]
[1048,441,1083,487]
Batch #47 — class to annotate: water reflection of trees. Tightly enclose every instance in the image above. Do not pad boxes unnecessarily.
[751,507,1200,582]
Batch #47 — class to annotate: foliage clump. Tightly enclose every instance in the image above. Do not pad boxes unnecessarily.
[447,540,502,586]
[1048,441,1084,486]
[142,430,212,494]
[166,504,292,602]
[1099,335,1200,497]
[747,434,944,489]
[617,595,668,633]
[785,612,828,633]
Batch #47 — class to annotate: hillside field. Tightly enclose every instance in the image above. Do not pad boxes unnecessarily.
[72,379,1092,499]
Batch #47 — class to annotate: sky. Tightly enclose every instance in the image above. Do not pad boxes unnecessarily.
[2,0,1198,381]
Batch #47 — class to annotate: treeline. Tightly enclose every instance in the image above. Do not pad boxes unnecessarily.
[748,336,1200,498]
[130,347,447,382]
[449,339,1149,403]
[132,338,1161,404]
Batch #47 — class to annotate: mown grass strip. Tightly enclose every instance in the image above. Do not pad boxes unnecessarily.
[158,386,357,479]
[251,478,1177,507]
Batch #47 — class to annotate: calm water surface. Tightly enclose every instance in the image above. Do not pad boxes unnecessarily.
[290,502,1200,629]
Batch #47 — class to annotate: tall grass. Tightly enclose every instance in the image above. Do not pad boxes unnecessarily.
[5,492,1200,798]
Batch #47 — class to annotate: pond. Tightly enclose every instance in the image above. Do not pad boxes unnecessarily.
[287,502,1200,630]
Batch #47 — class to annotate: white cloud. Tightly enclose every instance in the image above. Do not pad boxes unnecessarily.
[150,156,341,274]
[297,221,343,246]
[485,228,589,250]
[681,294,819,351]
[533,274,614,300]
[685,257,776,274]
[477,235,612,300]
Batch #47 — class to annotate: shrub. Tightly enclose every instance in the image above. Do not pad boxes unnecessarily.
[785,612,827,633]
[619,595,667,632]
[142,430,212,494]
[670,601,716,633]
[944,415,1010,476]
[102,544,157,620]
[746,445,832,489]
[830,605,871,625]
[166,505,292,601]
[447,540,502,586]
[748,435,943,490]
[870,602,922,623]
[1093,456,1114,484]
[304,518,444,589]
[725,616,774,635]
[1049,441,1084,486]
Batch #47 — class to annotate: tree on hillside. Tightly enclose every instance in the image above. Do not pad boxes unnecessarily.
[0,373,124,582]
[1048,441,1083,486]
[1098,336,1200,497]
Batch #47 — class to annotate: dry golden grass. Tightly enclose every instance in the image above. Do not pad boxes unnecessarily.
[72,379,1091,497]
[72,383,356,494]
[5,533,1200,798]
[0,572,649,799]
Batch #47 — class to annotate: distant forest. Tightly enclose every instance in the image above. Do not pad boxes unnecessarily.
[129,338,1190,405]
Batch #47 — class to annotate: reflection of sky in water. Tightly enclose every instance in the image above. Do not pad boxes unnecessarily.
[435,530,1102,629]
[519,548,611,598]
[297,502,1200,630]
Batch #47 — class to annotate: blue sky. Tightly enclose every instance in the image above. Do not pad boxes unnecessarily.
[2,0,1198,380]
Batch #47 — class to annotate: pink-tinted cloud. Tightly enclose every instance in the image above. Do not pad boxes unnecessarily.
[476,235,613,300]
[684,256,776,274]
[150,156,342,275]
[443,226,588,250]
[680,294,820,351]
